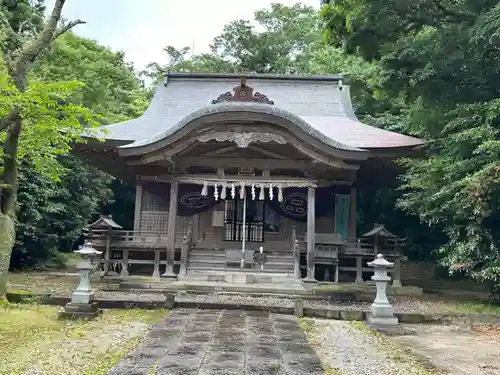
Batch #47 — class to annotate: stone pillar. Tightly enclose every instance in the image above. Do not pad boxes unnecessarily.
[392,257,403,287]
[348,186,357,238]
[304,186,317,283]
[180,236,189,276]
[152,250,161,278]
[162,180,178,278]
[294,299,304,317]
[120,249,129,277]
[293,239,301,278]
[355,256,363,284]
[365,254,400,333]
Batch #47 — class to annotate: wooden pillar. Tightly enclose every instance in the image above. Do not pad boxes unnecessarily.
[348,186,357,238]
[162,180,178,278]
[304,186,317,282]
[102,226,112,276]
[133,184,143,231]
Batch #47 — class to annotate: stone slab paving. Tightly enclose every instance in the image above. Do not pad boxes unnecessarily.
[107,308,324,375]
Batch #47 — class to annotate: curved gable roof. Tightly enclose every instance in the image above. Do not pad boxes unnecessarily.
[100,72,424,152]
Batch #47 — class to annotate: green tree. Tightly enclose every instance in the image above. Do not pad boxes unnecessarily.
[0,0,95,298]
[322,0,500,281]
[8,20,149,270]
[146,3,324,78]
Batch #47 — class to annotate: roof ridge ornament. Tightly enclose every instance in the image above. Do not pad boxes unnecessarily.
[211,77,274,105]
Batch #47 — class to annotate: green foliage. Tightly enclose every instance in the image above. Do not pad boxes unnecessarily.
[36,32,149,123]
[11,156,113,269]
[1,2,148,270]
[0,76,100,179]
[6,30,149,269]
[144,3,325,79]
[322,0,500,281]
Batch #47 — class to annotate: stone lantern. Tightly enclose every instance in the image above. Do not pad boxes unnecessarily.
[365,254,400,332]
[59,241,102,319]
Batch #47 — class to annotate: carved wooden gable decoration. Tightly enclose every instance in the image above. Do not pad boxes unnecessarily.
[211,77,274,105]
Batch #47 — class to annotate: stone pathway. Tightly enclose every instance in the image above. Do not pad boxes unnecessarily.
[107,308,324,375]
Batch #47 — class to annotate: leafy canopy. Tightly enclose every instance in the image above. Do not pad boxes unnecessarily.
[322,0,500,281]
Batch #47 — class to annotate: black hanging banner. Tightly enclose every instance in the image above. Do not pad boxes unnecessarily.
[265,186,349,222]
[177,184,217,216]
[140,181,350,220]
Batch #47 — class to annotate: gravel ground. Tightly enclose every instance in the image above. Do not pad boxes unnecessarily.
[308,319,422,375]
[90,291,451,314]
[94,291,167,302]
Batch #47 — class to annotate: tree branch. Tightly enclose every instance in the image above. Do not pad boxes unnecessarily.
[2,51,14,76]
[0,8,18,41]
[430,0,475,22]
[12,0,85,90]
[51,19,86,41]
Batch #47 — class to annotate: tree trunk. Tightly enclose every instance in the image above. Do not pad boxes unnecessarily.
[0,214,15,301]
[0,0,84,301]
[0,112,21,301]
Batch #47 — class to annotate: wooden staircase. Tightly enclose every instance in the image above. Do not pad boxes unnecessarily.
[186,247,295,276]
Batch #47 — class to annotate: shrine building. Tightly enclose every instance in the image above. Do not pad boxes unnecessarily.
[76,72,424,285]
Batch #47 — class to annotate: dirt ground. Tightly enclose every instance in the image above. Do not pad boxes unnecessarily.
[392,324,500,375]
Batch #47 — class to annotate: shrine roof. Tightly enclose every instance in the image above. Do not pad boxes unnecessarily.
[100,72,424,152]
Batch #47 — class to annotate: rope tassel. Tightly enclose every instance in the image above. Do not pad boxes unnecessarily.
[240,183,246,200]
[231,183,236,199]
[214,183,219,201]
[220,183,227,200]
[278,186,283,202]
[201,181,208,196]
[259,184,265,200]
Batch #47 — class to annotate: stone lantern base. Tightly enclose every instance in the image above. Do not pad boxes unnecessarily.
[58,302,102,320]
[365,312,403,335]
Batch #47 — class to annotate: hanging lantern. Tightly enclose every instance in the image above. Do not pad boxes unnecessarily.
[269,183,274,200]
[214,183,219,201]
[220,183,227,200]
[251,184,256,200]
[259,184,265,200]
[278,186,283,202]
[231,183,236,199]
[201,181,208,196]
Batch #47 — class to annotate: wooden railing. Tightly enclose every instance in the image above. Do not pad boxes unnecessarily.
[295,234,404,257]
[89,229,176,249]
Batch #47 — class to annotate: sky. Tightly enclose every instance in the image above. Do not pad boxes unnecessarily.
[46,0,320,71]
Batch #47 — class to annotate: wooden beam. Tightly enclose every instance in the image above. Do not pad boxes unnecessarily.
[133,184,143,231]
[175,157,316,170]
[202,145,239,156]
[248,145,288,160]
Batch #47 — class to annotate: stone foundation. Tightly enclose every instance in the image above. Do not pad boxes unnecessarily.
[58,302,102,320]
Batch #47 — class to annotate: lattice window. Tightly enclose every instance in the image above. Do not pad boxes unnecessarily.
[224,199,264,242]
[139,211,168,233]
[141,185,169,211]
